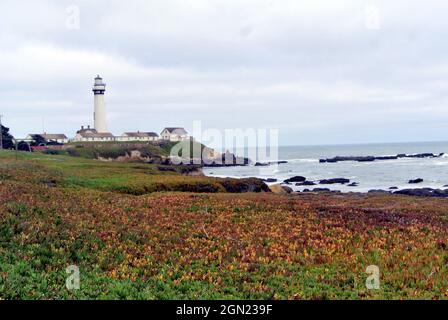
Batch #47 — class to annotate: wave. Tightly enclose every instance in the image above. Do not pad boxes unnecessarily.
[288,158,319,163]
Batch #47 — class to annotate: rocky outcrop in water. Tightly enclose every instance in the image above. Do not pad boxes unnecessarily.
[284,176,307,183]
[319,153,444,163]
[255,161,288,166]
[408,178,424,184]
[296,181,316,186]
[319,178,350,185]
[203,152,250,167]
[347,182,359,187]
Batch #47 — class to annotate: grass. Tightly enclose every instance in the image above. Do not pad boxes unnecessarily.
[0,150,266,195]
[0,150,447,299]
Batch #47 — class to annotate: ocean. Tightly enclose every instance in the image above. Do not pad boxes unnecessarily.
[203,141,448,192]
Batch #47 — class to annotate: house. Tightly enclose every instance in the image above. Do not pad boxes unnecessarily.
[26,133,69,144]
[160,127,189,142]
[117,131,159,142]
[73,125,115,142]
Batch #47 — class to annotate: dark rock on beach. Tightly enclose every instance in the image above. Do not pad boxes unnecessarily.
[347,182,359,187]
[394,188,448,198]
[220,178,270,193]
[296,181,316,186]
[319,178,350,185]
[368,189,390,194]
[409,178,424,184]
[284,176,307,183]
[312,188,331,192]
[389,186,399,190]
[262,178,278,183]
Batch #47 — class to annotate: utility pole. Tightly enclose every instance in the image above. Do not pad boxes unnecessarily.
[0,114,3,150]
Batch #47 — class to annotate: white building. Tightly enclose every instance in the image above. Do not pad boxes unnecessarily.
[116,131,159,142]
[93,75,107,133]
[160,127,189,141]
[73,126,115,142]
[72,76,114,142]
[26,133,69,144]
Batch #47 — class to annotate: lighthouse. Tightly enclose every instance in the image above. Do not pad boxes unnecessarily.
[92,75,107,132]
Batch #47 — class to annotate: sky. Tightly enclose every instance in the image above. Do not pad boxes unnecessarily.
[1,0,448,146]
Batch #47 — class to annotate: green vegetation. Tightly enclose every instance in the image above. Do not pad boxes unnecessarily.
[0,149,447,300]
[0,150,266,195]
[64,140,208,160]
[64,141,178,159]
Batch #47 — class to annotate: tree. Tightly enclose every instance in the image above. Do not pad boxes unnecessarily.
[30,134,47,147]
[0,124,14,149]
[17,141,32,152]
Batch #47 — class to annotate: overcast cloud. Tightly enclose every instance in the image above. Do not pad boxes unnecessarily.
[1,0,448,145]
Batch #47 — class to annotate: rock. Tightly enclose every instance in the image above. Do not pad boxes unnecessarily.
[389,186,399,190]
[270,184,293,194]
[254,161,287,166]
[368,189,390,194]
[254,162,270,167]
[268,161,288,165]
[347,182,359,187]
[319,153,443,163]
[406,153,439,158]
[262,178,278,183]
[295,181,316,186]
[356,156,376,162]
[394,188,448,198]
[203,151,250,167]
[375,156,399,161]
[319,178,350,185]
[312,188,331,192]
[320,156,375,163]
[220,178,270,193]
[284,176,307,183]
[408,178,424,184]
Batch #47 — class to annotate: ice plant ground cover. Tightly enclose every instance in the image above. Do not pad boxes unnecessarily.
[0,151,447,299]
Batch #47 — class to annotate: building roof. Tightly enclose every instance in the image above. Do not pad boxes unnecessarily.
[76,126,97,134]
[29,134,68,140]
[162,127,188,135]
[123,131,159,138]
[77,132,114,139]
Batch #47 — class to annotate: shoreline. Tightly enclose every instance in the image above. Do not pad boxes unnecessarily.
[203,150,448,198]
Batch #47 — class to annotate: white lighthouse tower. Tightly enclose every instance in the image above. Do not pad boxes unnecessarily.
[92,75,107,132]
